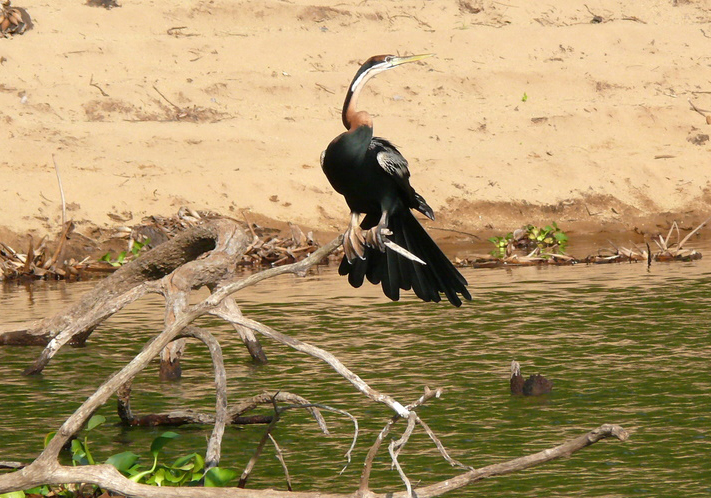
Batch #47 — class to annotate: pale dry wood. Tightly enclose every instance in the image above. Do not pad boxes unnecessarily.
[181,326,228,470]
[10,228,341,466]
[238,395,282,488]
[213,305,410,417]
[0,424,627,498]
[359,386,443,494]
[268,434,293,491]
[0,219,243,351]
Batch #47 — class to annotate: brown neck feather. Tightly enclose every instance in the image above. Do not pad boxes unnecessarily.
[347,110,372,130]
[342,77,373,130]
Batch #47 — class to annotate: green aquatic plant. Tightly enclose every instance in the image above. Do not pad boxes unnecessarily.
[525,222,568,253]
[2,416,237,497]
[488,223,568,259]
[488,232,514,259]
[100,238,150,267]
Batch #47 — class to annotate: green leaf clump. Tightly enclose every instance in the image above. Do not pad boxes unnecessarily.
[100,238,150,267]
[11,421,238,497]
[489,222,568,259]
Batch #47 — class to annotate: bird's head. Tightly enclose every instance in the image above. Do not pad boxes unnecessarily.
[349,53,434,94]
[510,360,521,378]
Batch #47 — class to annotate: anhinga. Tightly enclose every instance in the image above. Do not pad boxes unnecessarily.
[320,54,472,306]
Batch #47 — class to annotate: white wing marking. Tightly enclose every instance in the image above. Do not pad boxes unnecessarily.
[376,149,410,180]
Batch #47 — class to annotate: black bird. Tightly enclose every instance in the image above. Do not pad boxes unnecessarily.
[510,360,553,396]
[320,54,472,306]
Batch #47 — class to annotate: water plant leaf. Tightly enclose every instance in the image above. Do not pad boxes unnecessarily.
[172,452,204,472]
[204,467,238,487]
[163,469,188,484]
[150,431,180,455]
[70,439,88,466]
[0,491,26,498]
[87,414,106,431]
[43,432,56,449]
[149,467,166,486]
[106,451,140,473]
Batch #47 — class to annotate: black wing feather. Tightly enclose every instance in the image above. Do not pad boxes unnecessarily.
[369,138,434,220]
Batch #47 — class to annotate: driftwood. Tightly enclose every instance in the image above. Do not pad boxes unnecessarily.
[0,218,629,497]
[0,208,325,283]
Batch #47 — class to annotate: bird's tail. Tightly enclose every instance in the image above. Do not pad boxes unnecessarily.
[338,210,471,306]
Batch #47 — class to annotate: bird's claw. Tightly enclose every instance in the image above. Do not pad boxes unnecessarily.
[365,224,391,252]
[343,226,366,262]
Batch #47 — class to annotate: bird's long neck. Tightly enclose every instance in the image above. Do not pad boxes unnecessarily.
[342,70,374,131]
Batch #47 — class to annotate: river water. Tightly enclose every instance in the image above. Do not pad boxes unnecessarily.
[1,240,710,497]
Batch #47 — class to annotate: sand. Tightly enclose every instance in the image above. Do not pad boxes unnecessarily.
[2,0,711,251]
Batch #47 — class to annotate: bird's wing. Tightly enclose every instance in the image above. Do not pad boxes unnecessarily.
[369,137,434,220]
[370,137,411,181]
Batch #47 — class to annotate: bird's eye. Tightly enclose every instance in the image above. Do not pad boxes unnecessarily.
[385,56,393,63]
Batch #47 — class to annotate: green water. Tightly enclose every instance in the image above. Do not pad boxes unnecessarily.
[1,248,710,496]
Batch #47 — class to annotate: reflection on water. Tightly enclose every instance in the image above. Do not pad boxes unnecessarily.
[1,244,711,497]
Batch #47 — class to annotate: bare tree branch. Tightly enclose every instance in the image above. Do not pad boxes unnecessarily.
[0,424,628,498]
[181,326,228,470]
[214,307,411,417]
[268,433,293,491]
[238,393,283,488]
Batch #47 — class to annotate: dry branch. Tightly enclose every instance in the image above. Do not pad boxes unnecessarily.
[238,395,283,488]
[0,424,627,498]
[117,389,326,428]
[9,231,342,466]
[0,219,247,362]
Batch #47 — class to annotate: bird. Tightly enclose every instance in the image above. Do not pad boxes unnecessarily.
[510,360,553,396]
[320,53,472,307]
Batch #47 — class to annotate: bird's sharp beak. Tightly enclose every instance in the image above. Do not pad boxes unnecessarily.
[389,53,435,67]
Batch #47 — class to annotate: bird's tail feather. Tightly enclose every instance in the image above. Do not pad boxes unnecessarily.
[338,211,471,306]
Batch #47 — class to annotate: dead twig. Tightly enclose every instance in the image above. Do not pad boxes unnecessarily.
[181,326,228,470]
[360,387,443,493]
[268,434,293,491]
[153,85,181,111]
[52,155,66,228]
[41,220,74,271]
[215,309,411,417]
[89,74,109,97]
[238,393,283,488]
[678,215,711,249]
[315,83,335,94]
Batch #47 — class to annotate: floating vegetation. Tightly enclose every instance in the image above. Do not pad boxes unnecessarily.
[488,223,568,259]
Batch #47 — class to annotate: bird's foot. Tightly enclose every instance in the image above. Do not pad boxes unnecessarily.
[343,225,366,262]
[365,223,392,252]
